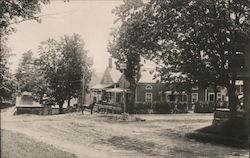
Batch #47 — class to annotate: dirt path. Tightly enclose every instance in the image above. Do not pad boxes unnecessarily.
[1,108,249,158]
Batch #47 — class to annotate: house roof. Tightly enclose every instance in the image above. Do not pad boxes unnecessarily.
[91,83,113,90]
[16,102,43,108]
[108,67,122,83]
[99,67,122,85]
[139,70,159,83]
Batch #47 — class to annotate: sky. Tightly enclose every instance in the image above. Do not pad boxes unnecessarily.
[7,0,122,73]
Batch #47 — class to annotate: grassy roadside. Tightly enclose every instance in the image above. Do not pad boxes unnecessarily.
[0,129,77,158]
[186,117,249,149]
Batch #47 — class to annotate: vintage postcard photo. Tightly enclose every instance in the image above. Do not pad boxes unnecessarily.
[0,0,249,157]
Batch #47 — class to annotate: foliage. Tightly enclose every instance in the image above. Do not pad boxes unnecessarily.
[15,50,37,92]
[153,102,172,114]
[0,40,16,102]
[134,102,188,114]
[194,102,215,113]
[0,0,50,35]
[108,0,145,113]
[111,0,250,115]
[0,0,49,102]
[37,34,92,113]
[59,34,92,104]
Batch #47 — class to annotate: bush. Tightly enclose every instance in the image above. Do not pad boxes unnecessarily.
[176,103,188,113]
[134,102,188,114]
[153,102,172,114]
[194,102,214,113]
[134,102,153,114]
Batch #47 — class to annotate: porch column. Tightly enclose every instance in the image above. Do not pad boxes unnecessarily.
[114,85,117,104]
[205,89,208,102]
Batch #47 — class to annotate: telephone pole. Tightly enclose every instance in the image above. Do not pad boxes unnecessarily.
[120,63,127,114]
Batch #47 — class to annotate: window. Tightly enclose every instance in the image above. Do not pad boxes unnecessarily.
[169,95,176,102]
[191,93,198,103]
[145,84,153,90]
[181,95,188,102]
[208,93,214,102]
[192,86,198,90]
[145,93,152,103]
[239,85,243,94]
[217,93,222,101]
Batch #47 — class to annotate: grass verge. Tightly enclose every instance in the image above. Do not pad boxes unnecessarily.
[0,129,77,158]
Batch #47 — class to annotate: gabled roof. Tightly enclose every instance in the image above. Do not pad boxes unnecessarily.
[100,67,122,84]
[89,72,103,87]
[109,68,122,83]
[90,83,113,90]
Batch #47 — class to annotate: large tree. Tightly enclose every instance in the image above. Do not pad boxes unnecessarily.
[0,37,17,102]
[38,34,92,113]
[58,34,92,107]
[0,0,49,101]
[0,41,16,102]
[15,50,47,103]
[111,0,249,115]
[15,50,37,92]
[108,0,144,113]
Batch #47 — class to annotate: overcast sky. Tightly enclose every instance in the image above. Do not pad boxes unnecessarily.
[8,0,122,73]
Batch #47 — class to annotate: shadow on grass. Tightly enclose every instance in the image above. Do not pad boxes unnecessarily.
[186,117,249,149]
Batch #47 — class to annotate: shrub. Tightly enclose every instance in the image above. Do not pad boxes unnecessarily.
[134,102,153,114]
[176,103,188,113]
[194,102,214,113]
[153,102,172,114]
[133,102,188,114]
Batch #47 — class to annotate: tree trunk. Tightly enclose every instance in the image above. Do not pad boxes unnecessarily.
[59,102,64,114]
[67,97,71,108]
[187,92,192,110]
[127,81,136,114]
[227,80,237,117]
[128,93,135,114]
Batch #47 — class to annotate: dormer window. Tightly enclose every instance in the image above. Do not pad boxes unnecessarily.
[146,84,153,90]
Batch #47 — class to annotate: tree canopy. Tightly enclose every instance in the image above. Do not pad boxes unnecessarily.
[16,50,37,92]
[0,0,49,102]
[108,0,145,112]
[110,0,250,114]
[37,34,92,113]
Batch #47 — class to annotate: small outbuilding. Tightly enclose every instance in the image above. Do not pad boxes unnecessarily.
[15,92,51,115]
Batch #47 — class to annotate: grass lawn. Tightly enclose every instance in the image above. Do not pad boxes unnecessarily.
[1,129,77,158]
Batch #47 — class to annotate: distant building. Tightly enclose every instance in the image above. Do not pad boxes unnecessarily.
[15,92,47,115]
[15,91,72,115]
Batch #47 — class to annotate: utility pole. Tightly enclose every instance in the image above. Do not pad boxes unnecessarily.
[120,63,127,114]
[81,73,85,106]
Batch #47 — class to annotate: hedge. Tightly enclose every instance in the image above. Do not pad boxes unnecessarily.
[134,102,188,114]
[194,102,214,113]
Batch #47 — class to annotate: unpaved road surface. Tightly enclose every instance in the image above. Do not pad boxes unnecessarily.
[1,108,249,158]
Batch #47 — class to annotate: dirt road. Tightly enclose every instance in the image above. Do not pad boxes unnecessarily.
[1,108,249,158]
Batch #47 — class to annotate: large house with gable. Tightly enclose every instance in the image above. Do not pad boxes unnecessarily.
[90,58,243,113]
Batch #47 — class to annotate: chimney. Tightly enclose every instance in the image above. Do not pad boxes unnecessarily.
[108,57,112,68]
